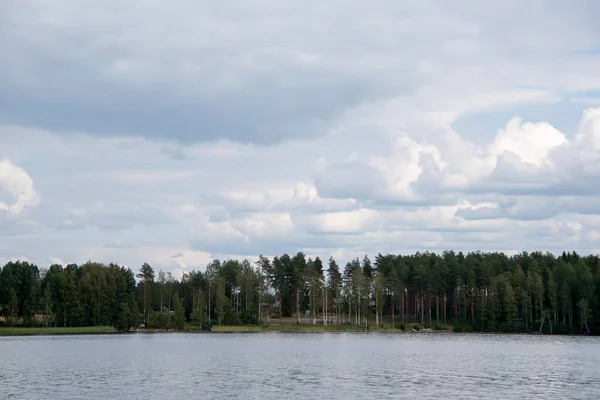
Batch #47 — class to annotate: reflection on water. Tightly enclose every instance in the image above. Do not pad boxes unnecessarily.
[1,332,599,399]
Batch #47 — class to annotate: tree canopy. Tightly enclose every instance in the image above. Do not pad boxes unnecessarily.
[1,250,599,334]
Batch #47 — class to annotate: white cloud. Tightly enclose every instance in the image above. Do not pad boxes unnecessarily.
[49,256,69,267]
[488,117,567,168]
[575,107,600,163]
[0,159,39,216]
[315,209,378,234]
[172,250,213,272]
[0,256,30,266]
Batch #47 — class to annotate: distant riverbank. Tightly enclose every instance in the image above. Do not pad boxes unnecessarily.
[206,324,449,333]
[0,326,118,336]
[3,324,583,336]
[0,324,448,336]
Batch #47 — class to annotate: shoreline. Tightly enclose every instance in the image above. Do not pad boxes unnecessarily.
[0,326,119,336]
[1,325,592,337]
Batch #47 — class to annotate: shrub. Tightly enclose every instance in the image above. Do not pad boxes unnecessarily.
[452,323,473,333]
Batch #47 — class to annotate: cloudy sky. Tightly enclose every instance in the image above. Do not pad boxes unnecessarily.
[1,1,600,277]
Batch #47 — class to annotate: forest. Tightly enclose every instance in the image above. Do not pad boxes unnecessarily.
[0,250,599,334]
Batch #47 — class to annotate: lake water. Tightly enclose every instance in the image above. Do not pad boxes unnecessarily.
[1,332,599,399]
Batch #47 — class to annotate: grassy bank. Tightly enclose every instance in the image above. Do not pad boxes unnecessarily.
[208,323,437,333]
[0,326,117,335]
[1,324,555,335]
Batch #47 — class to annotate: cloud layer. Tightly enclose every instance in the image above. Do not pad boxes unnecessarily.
[1,0,600,277]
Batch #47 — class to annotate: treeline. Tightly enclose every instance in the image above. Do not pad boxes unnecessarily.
[1,251,599,334]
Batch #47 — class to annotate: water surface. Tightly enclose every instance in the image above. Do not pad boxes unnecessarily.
[1,332,599,399]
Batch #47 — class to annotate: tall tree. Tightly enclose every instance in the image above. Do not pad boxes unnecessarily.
[374,271,385,327]
[327,256,342,325]
[137,263,155,326]
[292,252,307,324]
[173,294,185,330]
[158,270,166,312]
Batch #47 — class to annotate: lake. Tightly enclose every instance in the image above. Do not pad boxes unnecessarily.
[1,332,599,399]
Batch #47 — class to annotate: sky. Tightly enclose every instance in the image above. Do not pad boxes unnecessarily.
[1,1,600,278]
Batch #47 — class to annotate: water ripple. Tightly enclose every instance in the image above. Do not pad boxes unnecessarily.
[1,333,600,399]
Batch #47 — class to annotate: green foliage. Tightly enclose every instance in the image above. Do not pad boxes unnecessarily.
[114,302,132,332]
[1,250,600,335]
[173,296,185,330]
[577,298,591,331]
[0,326,116,334]
[191,307,203,325]
[149,311,171,329]
[452,322,473,333]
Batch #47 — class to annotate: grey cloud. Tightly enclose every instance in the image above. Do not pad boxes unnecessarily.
[0,215,41,236]
[0,0,424,145]
[160,147,188,161]
[190,229,381,258]
[5,0,592,145]
[468,155,600,198]
[409,152,448,197]
[313,155,459,208]
[456,204,559,221]
[362,196,463,209]
[96,222,135,230]
[565,197,600,215]
[45,220,88,231]
[104,243,136,250]
[455,206,506,220]
[271,198,358,215]
[457,195,600,221]
[0,83,374,145]
[0,189,12,208]
[207,207,231,223]
[314,161,387,200]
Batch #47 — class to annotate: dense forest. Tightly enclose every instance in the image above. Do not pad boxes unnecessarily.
[1,251,599,334]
